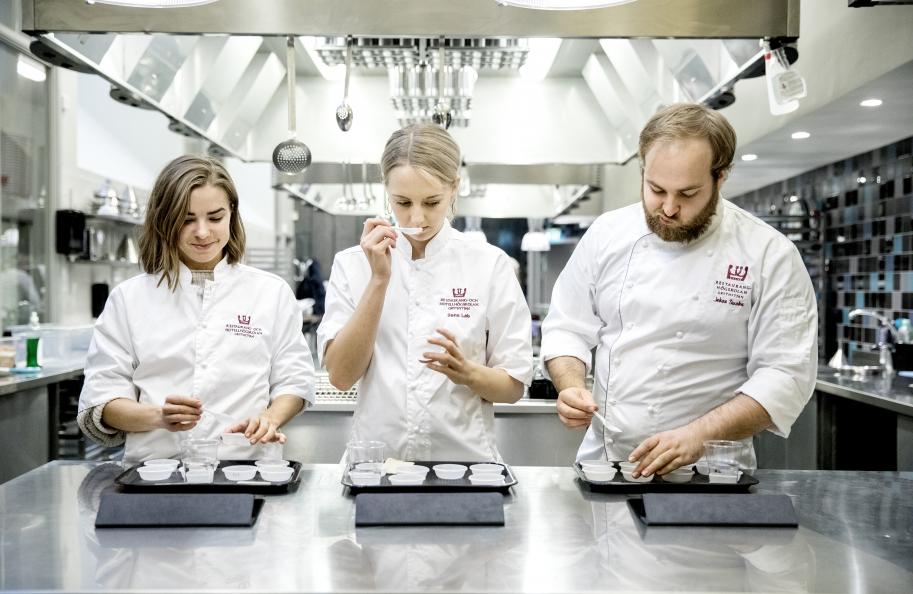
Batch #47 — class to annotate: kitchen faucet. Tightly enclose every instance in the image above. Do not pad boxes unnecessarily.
[848,309,898,376]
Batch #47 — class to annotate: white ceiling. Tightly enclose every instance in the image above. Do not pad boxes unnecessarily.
[725,60,913,198]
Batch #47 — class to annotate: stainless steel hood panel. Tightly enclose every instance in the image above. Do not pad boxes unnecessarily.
[23,0,799,38]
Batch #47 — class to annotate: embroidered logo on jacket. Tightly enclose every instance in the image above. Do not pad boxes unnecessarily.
[439,288,479,319]
[714,264,751,308]
[225,314,262,338]
[726,265,749,281]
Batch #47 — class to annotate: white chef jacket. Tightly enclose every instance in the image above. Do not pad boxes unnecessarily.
[541,199,817,468]
[318,220,533,462]
[79,259,315,464]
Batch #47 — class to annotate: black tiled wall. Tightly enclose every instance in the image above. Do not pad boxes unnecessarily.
[729,136,913,363]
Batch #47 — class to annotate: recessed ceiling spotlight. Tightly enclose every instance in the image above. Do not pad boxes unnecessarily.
[791,131,811,140]
[859,98,883,107]
[741,154,758,162]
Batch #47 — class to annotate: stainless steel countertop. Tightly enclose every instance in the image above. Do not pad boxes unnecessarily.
[814,367,913,416]
[2,462,911,592]
[0,365,84,396]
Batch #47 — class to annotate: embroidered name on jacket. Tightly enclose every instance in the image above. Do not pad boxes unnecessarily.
[224,315,263,338]
[439,288,479,318]
[714,265,751,307]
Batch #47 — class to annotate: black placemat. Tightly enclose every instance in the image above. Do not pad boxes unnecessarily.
[342,461,517,494]
[95,492,265,528]
[574,462,758,494]
[629,493,799,527]
[115,459,302,494]
[355,492,505,526]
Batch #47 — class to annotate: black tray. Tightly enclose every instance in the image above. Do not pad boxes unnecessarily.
[342,461,517,495]
[574,462,758,494]
[115,459,302,494]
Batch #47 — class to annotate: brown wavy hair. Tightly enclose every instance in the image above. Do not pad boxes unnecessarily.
[138,155,246,290]
[638,103,737,181]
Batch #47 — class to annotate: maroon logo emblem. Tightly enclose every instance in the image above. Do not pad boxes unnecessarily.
[726,265,749,282]
[452,288,467,298]
[237,315,251,325]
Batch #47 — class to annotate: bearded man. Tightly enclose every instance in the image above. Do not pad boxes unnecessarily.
[541,103,817,477]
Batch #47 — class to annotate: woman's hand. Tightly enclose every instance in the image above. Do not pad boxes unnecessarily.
[422,328,481,388]
[227,413,286,445]
[159,395,202,432]
[360,218,396,281]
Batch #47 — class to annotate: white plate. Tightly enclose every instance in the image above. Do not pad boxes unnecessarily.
[388,473,425,485]
[469,463,503,474]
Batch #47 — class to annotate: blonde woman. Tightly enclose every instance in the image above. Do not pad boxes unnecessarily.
[78,155,314,464]
[318,124,533,462]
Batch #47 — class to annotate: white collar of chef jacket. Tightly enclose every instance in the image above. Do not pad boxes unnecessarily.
[396,218,453,262]
[176,256,231,289]
[650,196,727,251]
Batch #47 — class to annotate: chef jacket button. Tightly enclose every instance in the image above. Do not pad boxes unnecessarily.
[707,250,714,257]
[613,358,620,367]
[692,294,699,301]
[626,282,634,290]
[676,331,684,339]
[201,363,208,369]
[606,438,614,444]
[642,242,649,249]
[608,399,618,405]
[626,322,634,330]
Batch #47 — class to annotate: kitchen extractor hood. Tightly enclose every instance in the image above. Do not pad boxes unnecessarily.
[21,0,799,216]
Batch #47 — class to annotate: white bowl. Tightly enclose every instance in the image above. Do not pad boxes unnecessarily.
[143,459,179,471]
[222,465,258,481]
[354,462,384,473]
[618,461,639,471]
[468,473,506,485]
[185,469,214,484]
[259,467,294,482]
[433,464,467,480]
[469,463,504,474]
[580,459,614,468]
[583,468,617,482]
[708,471,742,484]
[137,467,173,481]
[388,473,425,485]
[621,471,653,483]
[348,470,381,486]
[255,459,290,467]
[661,469,695,484]
[395,465,430,476]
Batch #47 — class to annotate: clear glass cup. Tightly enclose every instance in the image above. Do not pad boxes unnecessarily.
[702,440,745,476]
[180,438,219,471]
[346,440,385,477]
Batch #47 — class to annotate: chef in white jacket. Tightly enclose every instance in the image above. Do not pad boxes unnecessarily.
[318,124,533,462]
[542,103,817,477]
[78,155,314,464]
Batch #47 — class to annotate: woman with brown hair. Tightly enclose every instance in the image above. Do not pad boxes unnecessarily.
[78,155,314,464]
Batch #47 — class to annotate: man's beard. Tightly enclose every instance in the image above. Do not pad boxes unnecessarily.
[642,182,720,243]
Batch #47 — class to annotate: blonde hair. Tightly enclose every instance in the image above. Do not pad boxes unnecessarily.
[638,103,737,180]
[138,155,246,291]
[381,123,461,189]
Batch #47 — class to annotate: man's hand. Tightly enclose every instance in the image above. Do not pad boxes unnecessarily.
[228,412,286,445]
[556,387,598,429]
[628,425,705,477]
[159,395,202,432]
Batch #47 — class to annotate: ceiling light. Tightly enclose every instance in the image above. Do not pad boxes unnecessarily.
[301,37,346,81]
[859,98,883,107]
[791,131,810,140]
[741,154,758,162]
[496,0,637,9]
[17,54,46,82]
[85,0,220,6]
[519,38,561,81]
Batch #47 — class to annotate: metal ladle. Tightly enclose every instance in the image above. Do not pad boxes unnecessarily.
[335,36,354,132]
[273,36,312,174]
[431,39,452,129]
